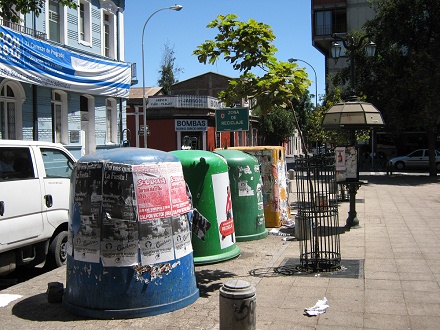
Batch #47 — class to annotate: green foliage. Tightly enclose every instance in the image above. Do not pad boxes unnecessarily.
[361,0,440,175]
[258,107,296,145]
[193,14,310,113]
[0,0,77,23]
[157,41,183,95]
[360,0,440,132]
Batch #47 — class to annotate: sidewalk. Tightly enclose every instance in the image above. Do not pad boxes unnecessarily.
[1,173,440,329]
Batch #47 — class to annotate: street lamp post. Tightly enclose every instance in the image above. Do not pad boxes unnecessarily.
[288,58,318,107]
[331,34,376,97]
[322,33,384,229]
[141,5,182,148]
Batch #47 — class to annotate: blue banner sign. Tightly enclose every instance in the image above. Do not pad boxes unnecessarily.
[0,25,131,98]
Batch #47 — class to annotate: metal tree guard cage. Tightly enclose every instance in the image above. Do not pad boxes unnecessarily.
[294,154,341,272]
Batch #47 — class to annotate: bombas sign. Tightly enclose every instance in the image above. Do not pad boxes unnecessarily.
[175,119,207,131]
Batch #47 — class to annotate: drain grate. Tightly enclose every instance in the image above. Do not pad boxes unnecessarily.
[277,258,364,279]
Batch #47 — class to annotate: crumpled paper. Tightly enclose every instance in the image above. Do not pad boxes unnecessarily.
[0,294,22,307]
[304,297,329,316]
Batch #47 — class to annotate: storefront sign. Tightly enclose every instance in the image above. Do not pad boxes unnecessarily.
[148,95,224,110]
[175,119,207,131]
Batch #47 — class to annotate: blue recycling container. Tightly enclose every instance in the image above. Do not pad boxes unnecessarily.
[63,148,199,319]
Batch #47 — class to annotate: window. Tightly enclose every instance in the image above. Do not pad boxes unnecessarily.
[41,148,74,178]
[106,98,116,143]
[103,12,115,58]
[314,9,346,36]
[51,91,68,144]
[48,0,61,42]
[0,84,16,140]
[78,0,91,44]
[0,147,34,180]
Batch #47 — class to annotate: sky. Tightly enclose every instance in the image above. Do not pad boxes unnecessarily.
[123,0,325,105]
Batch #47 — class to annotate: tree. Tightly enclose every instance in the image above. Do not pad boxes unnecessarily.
[290,89,314,150]
[356,0,440,176]
[0,0,77,23]
[193,14,310,115]
[258,107,296,146]
[157,41,183,95]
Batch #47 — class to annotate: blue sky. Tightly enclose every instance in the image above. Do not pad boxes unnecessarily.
[123,0,325,104]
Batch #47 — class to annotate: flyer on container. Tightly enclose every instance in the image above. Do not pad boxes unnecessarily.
[73,214,100,263]
[100,218,138,266]
[70,162,102,261]
[139,217,174,264]
[133,163,172,221]
[172,213,192,259]
[102,162,136,221]
[100,162,138,266]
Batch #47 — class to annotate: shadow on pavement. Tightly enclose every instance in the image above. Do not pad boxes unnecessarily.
[12,293,84,321]
[360,173,440,186]
[195,269,237,298]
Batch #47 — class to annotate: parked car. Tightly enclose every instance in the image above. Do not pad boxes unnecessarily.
[0,140,76,275]
[388,149,440,171]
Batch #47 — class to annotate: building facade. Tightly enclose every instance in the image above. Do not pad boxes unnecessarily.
[126,72,260,152]
[311,0,402,159]
[0,0,134,159]
[311,0,376,87]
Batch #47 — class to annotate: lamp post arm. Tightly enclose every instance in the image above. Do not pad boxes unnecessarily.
[141,6,182,147]
[142,7,170,147]
[331,33,372,92]
[288,58,318,106]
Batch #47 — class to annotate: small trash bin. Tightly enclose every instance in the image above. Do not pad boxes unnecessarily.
[171,150,241,265]
[215,149,267,242]
[63,148,199,319]
[295,213,311,241]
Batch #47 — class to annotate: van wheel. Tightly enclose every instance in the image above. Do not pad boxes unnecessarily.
[46,231,68,269]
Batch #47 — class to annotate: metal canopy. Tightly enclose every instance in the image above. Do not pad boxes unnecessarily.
[322,99,385,130]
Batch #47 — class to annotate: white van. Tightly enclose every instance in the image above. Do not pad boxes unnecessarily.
[0,140,76,275]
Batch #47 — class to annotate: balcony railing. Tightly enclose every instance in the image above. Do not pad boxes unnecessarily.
[314,22,347,36]
[0,19,47,39]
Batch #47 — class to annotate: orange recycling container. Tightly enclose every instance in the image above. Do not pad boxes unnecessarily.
[220,146,290,227]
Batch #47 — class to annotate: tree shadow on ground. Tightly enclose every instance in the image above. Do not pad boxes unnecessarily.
[195,269,237,298]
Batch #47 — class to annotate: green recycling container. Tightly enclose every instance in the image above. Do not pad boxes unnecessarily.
[171,150,241,265]
[215,149,267,242]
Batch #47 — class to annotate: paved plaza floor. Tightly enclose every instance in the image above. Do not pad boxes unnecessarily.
[1,172,440,329]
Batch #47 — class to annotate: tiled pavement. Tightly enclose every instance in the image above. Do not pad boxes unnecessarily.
[1,172,440,329]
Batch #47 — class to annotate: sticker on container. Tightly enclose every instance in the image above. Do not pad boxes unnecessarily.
[238,180,254,196]
[212,172,235,249]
